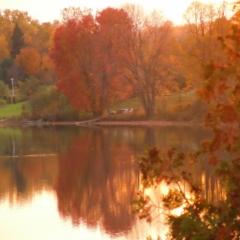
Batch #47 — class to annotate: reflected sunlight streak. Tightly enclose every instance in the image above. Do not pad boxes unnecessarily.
[0,189,125,240]
[140,181,192,239]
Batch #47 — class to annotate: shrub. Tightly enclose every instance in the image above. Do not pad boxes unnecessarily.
[29,87,79,121]
[0,80,9,101]
[18,77,40,101]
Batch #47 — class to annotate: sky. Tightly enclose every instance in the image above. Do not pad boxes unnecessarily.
[0,0,234,25]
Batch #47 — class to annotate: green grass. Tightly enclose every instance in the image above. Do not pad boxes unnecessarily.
[0,102,30,119]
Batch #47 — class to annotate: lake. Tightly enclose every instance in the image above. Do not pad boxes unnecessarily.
[0,124,218,239]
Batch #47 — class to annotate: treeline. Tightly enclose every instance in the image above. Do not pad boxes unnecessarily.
[0,1,234,119]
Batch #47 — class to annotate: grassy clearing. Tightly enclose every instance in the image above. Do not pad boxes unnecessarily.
[0,102,30,119]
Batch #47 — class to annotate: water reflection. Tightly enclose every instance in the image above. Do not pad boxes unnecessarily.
[0,125,218,239]
[55,127,139,236]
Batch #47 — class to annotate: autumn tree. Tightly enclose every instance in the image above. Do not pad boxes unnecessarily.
[181,1,231,88]
[15,47,41,76]
[133,2,240,239]
[0,36,10,61]
[119,4,176,119]
[37,55,56,85]
[0,9,58,86]
[95,7,133,115]
[51,13,106,116]
[51,8,133,116]
[29,22,54,55]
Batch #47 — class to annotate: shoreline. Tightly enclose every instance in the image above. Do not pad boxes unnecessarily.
[0,120,201,127]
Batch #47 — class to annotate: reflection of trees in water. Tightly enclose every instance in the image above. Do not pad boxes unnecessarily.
[0,156,58,204]
[55,128,139,236]
[105,125,211,152]
[54,125,223,231]
[120,125,222,204]
[0,126,75,203]
[0,125,222,219]
[191,153,226,204]
[152,126,224,203]
[0,126,80,157]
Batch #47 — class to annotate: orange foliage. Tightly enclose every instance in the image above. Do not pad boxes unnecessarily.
[16,47,41,76]
[0,35,10,61]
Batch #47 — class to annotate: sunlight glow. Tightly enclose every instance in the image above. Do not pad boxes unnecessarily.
[0,190,114,240]
[0,0,235,25]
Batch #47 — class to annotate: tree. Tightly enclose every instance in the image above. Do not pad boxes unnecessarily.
[0,58,14,85]
[95,7,133,115]
[37,54,56,85]
[11,24,25,59]
[0,35,10,61]
[15,47,41,76]
[50,14,106,116]
[133,2,240,239]
[51,7,134,116]
[119,4,176,119]
[30,22,55,55]
[181,1,231,88]
[18,77,40,100]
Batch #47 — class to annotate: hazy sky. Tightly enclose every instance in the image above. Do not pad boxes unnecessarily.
[0,0,234,25]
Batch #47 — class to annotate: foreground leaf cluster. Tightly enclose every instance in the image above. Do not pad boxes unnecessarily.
[133,3,240,240]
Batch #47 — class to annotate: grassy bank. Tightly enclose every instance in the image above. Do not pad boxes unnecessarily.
[0,102,30,119]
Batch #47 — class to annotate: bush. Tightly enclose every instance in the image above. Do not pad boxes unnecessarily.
[29,87,79,121]
[0,80,9,101]
[18,77,40,101]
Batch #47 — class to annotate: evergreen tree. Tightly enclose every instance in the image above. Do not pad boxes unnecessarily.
[10,24,25,59]
[0,58,14,85]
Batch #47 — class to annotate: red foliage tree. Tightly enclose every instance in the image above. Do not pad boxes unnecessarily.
[50,14,105,116]
[51,8,133,116]
[94,7,133,115]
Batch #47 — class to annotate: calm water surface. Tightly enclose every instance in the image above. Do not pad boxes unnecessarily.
[0,125,215,240]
